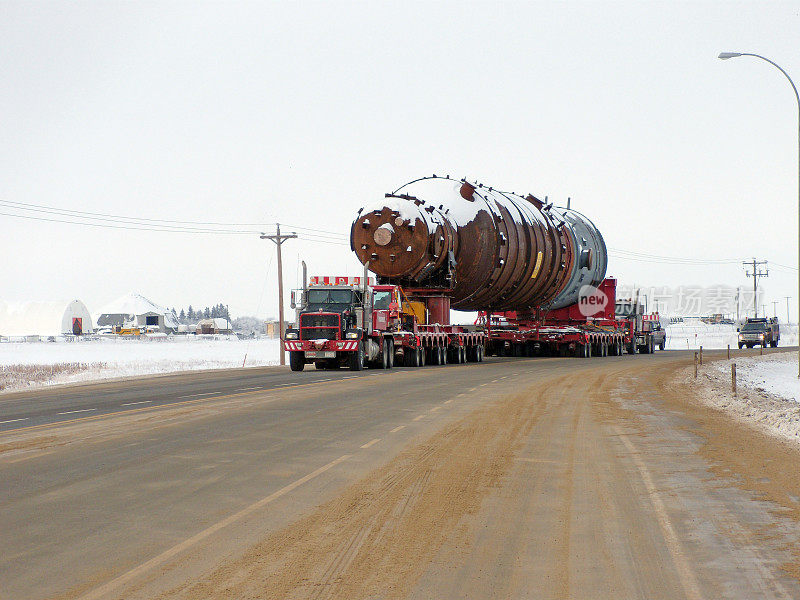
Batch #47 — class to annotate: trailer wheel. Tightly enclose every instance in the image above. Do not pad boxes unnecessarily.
[381,339,390,369]
[289,351,305,372]
[441,346,448,365]
[461,346,467,363]
[349,345,365,371]
[419,347,426,366]
[477,344,484,362]
[387,340,394,368]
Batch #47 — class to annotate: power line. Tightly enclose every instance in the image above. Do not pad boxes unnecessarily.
[0,199,350,238]
[0,210,259,234]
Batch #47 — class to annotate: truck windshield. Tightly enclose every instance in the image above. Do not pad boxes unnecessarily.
[307,289,353,305]
[741,322,766,332]
[373,291,392,310]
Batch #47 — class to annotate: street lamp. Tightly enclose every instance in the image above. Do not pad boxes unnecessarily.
[719,52,800,375]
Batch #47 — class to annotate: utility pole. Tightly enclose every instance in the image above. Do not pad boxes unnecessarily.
[261,224,297,366]
[736,287,740,322]
[743,258,769,317]
[772,300,779,319]
[786,296,792,324]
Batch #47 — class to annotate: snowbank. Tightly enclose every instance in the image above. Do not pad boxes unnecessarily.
[713,353,800,404]
[0,336,281,392]
[687,352,800,444]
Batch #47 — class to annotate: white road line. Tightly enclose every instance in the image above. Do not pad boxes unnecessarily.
[274,383,295,387]
[614,426,703,600]
[235,387,262,391]
[360,438,381,449]
[0,418,28,425]
[57,408,96,415]
[121,401,152,407]
[412,415,425,422]
[443,399,453,404]
[76,454,352,600]
[315,378,333,382]
[468,387,478,392]
[390,425,406,433]
[341,376,359,379]
[178,392,217,398]
[429,406,441,412]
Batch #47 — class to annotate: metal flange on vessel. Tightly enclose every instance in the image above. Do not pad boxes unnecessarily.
[350,175,608,315]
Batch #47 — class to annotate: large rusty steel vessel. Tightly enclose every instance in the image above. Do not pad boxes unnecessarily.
[350,175,608,315]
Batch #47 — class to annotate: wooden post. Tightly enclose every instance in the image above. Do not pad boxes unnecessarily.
[727,344,730,360]
[694,351,698,378]
[699,346,703,365]
[760,344,763,356]
[261,224,298,366]
[732,363,737,396]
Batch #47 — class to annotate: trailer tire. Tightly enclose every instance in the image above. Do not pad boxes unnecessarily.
[381,339,390,369]
[738,343,744,349]
[387,340,394,368]
[419,347,426,366]
[441,346,448,365]
[659,341,665,351]
[289,351,305,372]
[349,345,365,371]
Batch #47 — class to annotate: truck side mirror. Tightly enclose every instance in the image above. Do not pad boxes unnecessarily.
[736,327,740,332]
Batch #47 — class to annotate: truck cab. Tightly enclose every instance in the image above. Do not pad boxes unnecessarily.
[284,277,373,371]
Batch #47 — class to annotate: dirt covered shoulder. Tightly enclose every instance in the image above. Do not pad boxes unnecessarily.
[664,354,800,579]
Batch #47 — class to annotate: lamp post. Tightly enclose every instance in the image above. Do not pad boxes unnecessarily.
[719,52,800,376]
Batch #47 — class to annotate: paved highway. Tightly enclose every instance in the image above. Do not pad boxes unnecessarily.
[2,350,800,599]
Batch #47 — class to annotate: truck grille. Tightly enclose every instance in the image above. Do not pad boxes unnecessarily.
[300,314,339,340]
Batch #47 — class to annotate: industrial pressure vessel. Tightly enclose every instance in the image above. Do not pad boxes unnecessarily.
[350,175,607,312]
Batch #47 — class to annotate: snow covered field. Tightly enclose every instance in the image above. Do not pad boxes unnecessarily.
[666,321,798,350]
[689,352,800,444]
[0,336,281,392]
[713,353,800,404]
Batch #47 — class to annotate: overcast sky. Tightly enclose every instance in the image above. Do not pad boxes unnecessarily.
[2,1,799,321]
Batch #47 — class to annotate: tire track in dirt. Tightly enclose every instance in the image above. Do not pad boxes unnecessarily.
[153,385,545,600]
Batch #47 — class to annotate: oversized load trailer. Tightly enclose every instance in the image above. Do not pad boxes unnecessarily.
[284,175,663,371]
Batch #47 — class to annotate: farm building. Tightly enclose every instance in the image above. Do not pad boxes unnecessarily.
[196,318,233,335]
[94,293,178,333]
[0,299,94,338]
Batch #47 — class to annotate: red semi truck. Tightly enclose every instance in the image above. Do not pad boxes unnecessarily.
[284,275,661,371]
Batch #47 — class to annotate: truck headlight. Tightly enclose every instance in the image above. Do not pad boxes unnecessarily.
[738,334,743,340]
[759,333,764,339]
[345,330,359,339]
[285,330,298,340]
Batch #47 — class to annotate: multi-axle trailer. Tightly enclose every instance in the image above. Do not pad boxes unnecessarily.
[284,276,661,371]
[284,175,664,371]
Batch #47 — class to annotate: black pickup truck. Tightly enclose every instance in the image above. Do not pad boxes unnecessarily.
[738,317,780,349]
